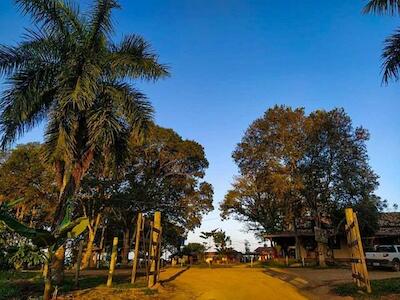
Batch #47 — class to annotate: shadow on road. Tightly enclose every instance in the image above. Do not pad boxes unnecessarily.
[160,266,190,284]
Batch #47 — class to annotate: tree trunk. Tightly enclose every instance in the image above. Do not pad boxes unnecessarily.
[317,242,326,267]
[81,213,101,269]
[293,220,301,260]
[81,234,95,269]
[51,245,65,285]
[50,150,94,287]
[43,261,52,300]
[122,228,130,266]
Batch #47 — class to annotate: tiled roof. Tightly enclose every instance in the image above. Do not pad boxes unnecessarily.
[376,212,400,235]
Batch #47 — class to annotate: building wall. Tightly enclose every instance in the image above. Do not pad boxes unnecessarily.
[332,238,352,259]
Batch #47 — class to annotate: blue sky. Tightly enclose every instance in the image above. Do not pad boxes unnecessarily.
[1,0,400,251]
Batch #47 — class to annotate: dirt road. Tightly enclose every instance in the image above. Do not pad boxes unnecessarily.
[158,266,307,300]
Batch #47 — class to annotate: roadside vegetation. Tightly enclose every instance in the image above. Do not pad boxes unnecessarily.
[334,277,400,299]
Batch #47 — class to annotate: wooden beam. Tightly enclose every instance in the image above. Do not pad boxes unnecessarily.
[131,213,143,284]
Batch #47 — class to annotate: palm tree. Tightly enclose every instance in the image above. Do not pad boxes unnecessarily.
[363,0,400,83]
[0,0,168,225]
[0,0,168,290]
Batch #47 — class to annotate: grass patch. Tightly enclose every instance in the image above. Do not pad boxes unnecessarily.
[0,270,42,300]
[334,277,400,299]
[143,288,158,295]
[0,270,150,299]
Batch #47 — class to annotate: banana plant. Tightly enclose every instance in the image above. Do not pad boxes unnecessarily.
[0,198,89,300]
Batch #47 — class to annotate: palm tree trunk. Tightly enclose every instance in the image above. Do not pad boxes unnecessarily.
[51,150,94,285]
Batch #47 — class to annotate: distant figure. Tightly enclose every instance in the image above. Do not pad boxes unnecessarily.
[206,257,213,267]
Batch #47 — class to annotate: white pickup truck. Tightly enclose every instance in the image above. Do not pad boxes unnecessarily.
[366,245,400,272]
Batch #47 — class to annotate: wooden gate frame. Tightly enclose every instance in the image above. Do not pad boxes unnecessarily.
[130,211,163,287]
[345,208,371,293]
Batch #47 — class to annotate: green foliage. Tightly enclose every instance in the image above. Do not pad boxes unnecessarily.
[0,198,89,253]
[0,143,57,228]
[80,124,214,251]
[8,245,46,270]
[364,1,400,83]
[0,0,168,228]
[0,271,42,300]
[201,229,232,254]
[334,277,400,298]
[181,243,206,256]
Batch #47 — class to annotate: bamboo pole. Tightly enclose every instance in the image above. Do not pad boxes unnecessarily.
[107,237,118,287]
[131,213,143,284]
[148,212,161,287]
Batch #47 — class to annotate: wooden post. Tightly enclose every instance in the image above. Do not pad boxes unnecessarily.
[148,212,161,287]
[345,208,371,294]
[156,227,163,283]
[353,211,372,293]
[107,237,118,287]
[74,240,84,288]
[131,213,143,284]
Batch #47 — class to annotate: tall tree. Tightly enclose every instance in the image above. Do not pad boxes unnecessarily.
[221,106,306,255]
[0,0,168,227]
[221,106,382,266]
[300,109,382,265]
[76,125,214,264]
[0,0,167,285]
[363,0,400,83]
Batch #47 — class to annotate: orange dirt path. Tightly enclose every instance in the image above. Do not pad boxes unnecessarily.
[158,266,307,300]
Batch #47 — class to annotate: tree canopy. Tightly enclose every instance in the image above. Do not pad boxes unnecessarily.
[221,106,383,239]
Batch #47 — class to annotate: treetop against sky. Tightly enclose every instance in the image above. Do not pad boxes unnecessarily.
[0,0,399,250]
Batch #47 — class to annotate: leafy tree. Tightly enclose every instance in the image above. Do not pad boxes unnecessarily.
[300,108,382,266]
[181,243,206,259]
[0,0,167,284]
[221,106,306,255]
[75,125,214,264]
[0,143,57,227]
[363,0,400,83]
[221,106,382,266]
[201,229,232,255]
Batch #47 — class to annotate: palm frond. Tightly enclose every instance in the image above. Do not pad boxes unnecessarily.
[0,66,56,148]
[109,34,169,80]
[88,0,120,47]
[382,28,400,83]
[103,81,153,126]
[363,0,400,15]
[0,28,61,76]
[42,106,77,163]
[16,0,82,35]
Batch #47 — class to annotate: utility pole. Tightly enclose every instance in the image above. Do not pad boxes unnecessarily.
[131,213,143,284]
